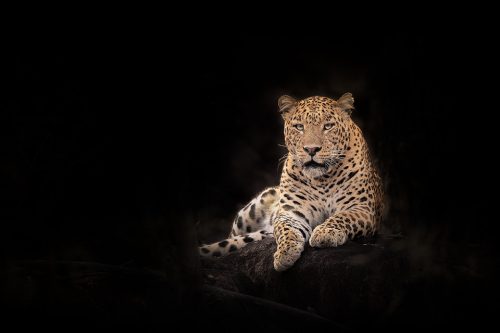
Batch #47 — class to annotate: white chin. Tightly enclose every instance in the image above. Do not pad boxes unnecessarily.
[302,166,327,179]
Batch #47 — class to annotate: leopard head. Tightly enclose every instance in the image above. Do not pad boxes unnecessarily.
[279,94,355,179]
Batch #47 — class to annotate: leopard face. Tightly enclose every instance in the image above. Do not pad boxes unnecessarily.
[279,94,355,179]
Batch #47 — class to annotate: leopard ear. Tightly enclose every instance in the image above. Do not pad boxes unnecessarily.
[336,92,355,116]
[278,95,297,119]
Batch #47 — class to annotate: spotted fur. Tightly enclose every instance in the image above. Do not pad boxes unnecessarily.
[199,93,384,271]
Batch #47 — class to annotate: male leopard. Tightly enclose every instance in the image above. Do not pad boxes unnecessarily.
[199,93,384,271]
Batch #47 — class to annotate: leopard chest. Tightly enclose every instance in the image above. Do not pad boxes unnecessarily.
[279,176,337,228]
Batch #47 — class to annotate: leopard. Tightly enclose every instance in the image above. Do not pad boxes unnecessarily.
[199,93,384,271]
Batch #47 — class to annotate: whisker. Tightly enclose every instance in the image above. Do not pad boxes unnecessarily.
[277,153,289,174]
[277,159,287,173]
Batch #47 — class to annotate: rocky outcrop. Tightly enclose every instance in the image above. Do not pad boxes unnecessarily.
[2,236,494,331]
[201,236,407,327]
[200,235,495,330]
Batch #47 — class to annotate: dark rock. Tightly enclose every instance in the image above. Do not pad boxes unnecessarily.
[1,260,340,332]
[201,235,497,330]
[1,237,496,331]
[201,236,406,326]
[200,286,342,331]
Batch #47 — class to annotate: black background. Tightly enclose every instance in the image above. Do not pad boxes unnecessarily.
[1,33,497,328]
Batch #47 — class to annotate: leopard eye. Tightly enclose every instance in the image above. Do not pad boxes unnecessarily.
[294,124,304,131]
[324,123,334,130]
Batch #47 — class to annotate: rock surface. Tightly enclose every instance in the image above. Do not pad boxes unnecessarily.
[201,235,496,329]
[1,236,495,331]
[2,260,339,331]
[201,236,407,326]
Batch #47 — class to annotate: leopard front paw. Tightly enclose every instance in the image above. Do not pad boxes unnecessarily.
[273,241,304,272]
[309,225,348,248]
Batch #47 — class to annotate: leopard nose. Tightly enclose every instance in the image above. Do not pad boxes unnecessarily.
[303,145,322,156]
